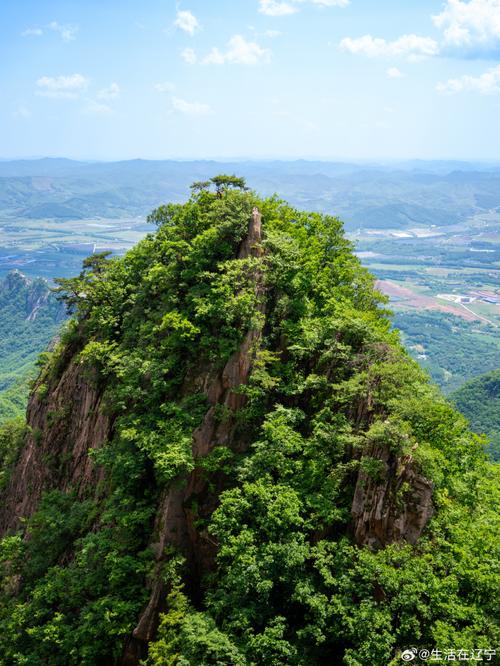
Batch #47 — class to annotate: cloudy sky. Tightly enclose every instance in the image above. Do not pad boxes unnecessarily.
[1,0,500,160]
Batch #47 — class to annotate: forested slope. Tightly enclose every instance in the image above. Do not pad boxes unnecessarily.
[393,311,500,394]
[0,271,65,422]
[0,179,497,666]
[451,369,500,461]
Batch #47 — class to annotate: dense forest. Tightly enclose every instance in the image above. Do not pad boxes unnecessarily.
[451,369,500,462]
[393,311,500,393]
[0,271,64,422]
[0,179,498,665]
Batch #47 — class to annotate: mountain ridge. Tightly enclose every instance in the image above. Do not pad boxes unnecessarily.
[0,180,497,665]
[2,158,500,229]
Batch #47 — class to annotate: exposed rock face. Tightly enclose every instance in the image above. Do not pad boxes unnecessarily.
[238,207,263,259]
[351,442,433,549]
[126,208,266,659]
[3,270,29,293]
[0,351,112,535]
[0,211,266,655]
[0,209,436,665]
[25,280,51,322]
[0,270,66,322]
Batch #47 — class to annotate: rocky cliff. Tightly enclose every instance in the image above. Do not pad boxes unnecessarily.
[351,441,433,549]
[1,270,65,323]
[0,346,112,534]
[2,183,479,666]
[125,208,266,661]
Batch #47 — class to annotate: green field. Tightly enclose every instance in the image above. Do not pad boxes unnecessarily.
[0,216,155,279]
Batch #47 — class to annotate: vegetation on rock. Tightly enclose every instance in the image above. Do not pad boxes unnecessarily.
[0,181,498,666]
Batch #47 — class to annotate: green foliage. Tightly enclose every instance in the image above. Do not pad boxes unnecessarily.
[143,588,245,666]
[189,175,247,198]
[53,251,115,315]
[0,418,26,490]
[209,174,247,197]
[451,369,500,461]
[0,457,157,665]
[0,180,497,665]
[394,311,500,394]
[0,272,64,423]
[182,395,495,666]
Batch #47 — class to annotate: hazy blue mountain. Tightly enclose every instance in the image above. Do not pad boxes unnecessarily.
[1,159,500,229]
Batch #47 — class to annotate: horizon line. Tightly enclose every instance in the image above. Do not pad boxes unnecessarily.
[2,155,500,164]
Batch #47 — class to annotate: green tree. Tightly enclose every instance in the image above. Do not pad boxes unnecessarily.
[451,369,500,460]
[0,181,497,666]
[210,174,247,196]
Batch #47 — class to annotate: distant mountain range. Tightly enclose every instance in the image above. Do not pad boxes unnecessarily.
[1,158,500,229]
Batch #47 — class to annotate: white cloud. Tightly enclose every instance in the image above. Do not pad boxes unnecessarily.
[22,22,79,41]
[387,66,404,78]
[174,10,200,36]
[304,0,349,5]
[14,106,32,119]
[258,0,348,14]
[22,27,43,37]
[83,100,113,115]
[96,82,120,100]
[171,96,212,115]
[203,35,271,65]
[264,29,282,38]
[36,73,89,99]
[432,0,500,50]
[436,64,500,94]
[181,47,198,64]
[340,34,439,59]
[155,81,176,93]
[48,21,78,42]
[259,0,297,16]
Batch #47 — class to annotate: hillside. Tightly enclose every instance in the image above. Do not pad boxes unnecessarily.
[0,179,498,665]
[0,271,65,422]
[1,158,500,230]
[451,369,500,461]
[393,311,500,394]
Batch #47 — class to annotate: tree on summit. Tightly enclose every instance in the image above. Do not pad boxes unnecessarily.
[190,174,247,196]
[209,174,247,197]
[1,180,498,666]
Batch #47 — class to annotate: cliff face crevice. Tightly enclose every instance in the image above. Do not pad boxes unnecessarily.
[351,442,433,549]
[0,208,268,660]
[123,208,266,659]
[0,355,113,535]
[0,183,469,666]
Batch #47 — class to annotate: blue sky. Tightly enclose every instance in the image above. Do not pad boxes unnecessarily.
[1,0,500,160]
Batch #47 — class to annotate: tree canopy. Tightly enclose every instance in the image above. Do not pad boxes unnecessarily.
[0,180,497,666]
[451,368,500,461]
